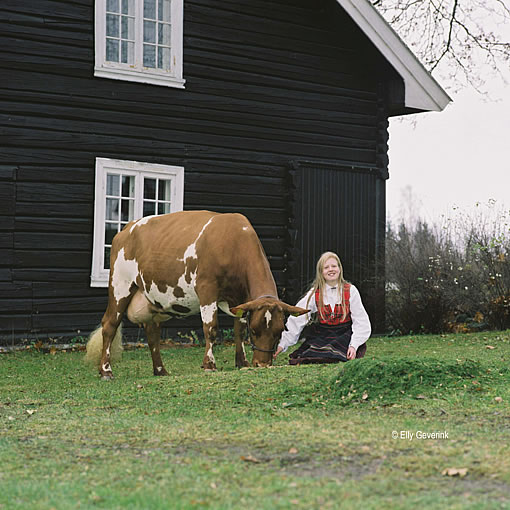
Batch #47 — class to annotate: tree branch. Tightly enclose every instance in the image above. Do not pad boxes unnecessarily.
[430,0,458,71]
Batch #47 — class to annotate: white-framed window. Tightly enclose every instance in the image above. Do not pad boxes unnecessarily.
[94,0,185,88]
[91,157,184,287]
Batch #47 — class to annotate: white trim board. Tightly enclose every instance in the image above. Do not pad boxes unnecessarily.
[337,0,452,112]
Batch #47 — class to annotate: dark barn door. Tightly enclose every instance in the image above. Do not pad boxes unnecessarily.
[285,162,385,331]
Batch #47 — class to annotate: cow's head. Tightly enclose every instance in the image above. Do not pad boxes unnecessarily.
[230,298,309,367]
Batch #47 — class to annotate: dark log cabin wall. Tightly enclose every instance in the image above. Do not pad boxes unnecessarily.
[0,0,399,343]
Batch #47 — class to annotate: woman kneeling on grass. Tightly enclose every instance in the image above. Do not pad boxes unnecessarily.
[274,251,371,365]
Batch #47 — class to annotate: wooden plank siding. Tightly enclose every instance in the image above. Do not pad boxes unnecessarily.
[0,0,397,343]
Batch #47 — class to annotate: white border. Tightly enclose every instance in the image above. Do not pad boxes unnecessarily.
[91,157,184,287]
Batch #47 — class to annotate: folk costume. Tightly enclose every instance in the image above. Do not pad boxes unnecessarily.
[278,283,371,364]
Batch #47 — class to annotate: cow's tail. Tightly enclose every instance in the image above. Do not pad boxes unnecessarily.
[84,324,123,366]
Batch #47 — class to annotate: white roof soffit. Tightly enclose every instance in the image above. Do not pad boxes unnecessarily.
[336,0,452,112]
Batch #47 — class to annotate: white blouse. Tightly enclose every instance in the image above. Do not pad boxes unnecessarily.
[278,283,371,353]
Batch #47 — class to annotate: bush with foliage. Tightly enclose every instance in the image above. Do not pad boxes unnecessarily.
[386,203,510,334]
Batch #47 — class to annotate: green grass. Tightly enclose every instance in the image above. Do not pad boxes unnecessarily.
[1,331,509,509]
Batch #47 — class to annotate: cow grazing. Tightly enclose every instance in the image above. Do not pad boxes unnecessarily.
[86,210,308,379]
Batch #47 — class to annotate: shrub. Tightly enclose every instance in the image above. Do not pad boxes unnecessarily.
[386,203,510,333]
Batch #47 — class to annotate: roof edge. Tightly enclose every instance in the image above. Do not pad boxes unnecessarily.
[336,0,452,112]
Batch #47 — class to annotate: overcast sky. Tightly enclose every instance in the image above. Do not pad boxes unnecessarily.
[386,77,510,226]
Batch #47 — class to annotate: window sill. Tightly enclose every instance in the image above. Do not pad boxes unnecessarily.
[94,66,186,88]
[90,276,109,288]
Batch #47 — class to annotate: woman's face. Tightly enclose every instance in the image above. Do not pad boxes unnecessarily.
[322,257,340,284]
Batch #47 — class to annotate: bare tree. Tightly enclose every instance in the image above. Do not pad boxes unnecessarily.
[372,0,510,93]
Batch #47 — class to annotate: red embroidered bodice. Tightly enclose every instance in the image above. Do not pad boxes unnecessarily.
[315,284,351,325]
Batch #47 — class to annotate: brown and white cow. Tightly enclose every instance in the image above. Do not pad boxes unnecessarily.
[86,210,308,379]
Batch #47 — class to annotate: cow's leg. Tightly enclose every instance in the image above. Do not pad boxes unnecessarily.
[234,317,250,368]
[200,301,218,370]
[99,293,132,380]
[144,323,169,376]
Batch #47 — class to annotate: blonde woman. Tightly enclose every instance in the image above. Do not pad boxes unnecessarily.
[274,252,371,364]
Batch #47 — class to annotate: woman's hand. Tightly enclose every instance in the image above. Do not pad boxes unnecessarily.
[273,346,283,359]
[347,346,356,360]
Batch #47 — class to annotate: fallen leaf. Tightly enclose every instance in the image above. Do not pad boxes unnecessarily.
[241,455,260,464]
[416,395,427,399]
[442,468,468,478]
[362,392,368,400]
[49,347,57,355]
[26,409,36,416]
[486,345,496,350]
[495,397,503,403]
[288,447,298,454]
[210,482,217,489]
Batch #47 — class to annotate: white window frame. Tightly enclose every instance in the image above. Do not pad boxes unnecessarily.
[94,0,185,88]
[91,157,184,287]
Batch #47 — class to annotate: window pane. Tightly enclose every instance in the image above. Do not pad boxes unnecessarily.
[121,0,134,15]
[158,202,171,215]
[106,14,120,37]
[107,174,120,196]
[144,20,156,43]
[143,201,156,216]
[144,178,156,199]
[106,198,120,221]
[158,23,171,46]
[107,0,119,13]
[158,179,171,200]
[144,0,156,19]
[104,246,111,270]
[121,175,135,197]
[106,38,119,62]
[121,41,135,64]
[121,198,135,221]
[105,223,118,245]
[158,46,171,70]
[121,16,135,40]
[143,44,156,67]
[158,0,171,22]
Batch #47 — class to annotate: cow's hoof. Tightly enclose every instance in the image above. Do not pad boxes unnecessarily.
[201,362,217,371]
[100,373,114,381]
[236,361,250,369]
[153,367,169,376]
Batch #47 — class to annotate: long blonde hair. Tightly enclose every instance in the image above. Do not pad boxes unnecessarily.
[306,251,348,321]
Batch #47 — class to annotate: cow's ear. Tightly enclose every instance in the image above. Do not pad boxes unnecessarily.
[280,303,309,317]
[231,299,259,317]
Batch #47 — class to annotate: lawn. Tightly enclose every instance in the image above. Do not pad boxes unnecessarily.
[1,331,509,509]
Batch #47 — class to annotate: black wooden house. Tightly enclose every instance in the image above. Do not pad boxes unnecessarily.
[0,0,450,344]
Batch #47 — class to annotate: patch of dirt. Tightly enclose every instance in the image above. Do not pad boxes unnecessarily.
[170,442,386,480]
[275,453,385,479]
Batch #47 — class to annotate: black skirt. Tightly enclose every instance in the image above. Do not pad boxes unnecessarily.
[288,320,366,365]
